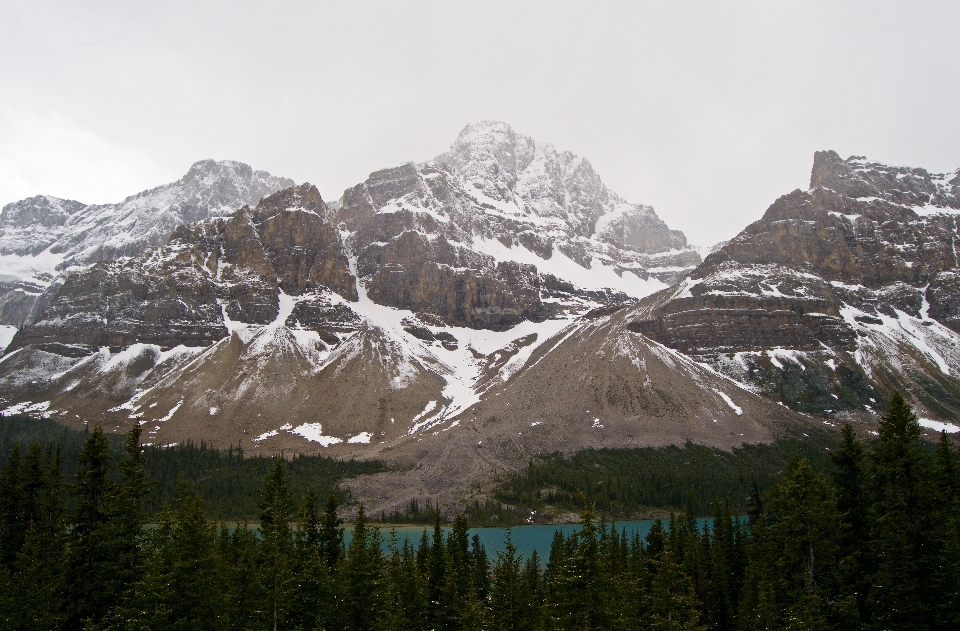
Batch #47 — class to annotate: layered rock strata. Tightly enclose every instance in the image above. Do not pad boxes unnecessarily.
[632,151,960,419]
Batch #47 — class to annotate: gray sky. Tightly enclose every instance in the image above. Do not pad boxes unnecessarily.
[1,1,958,246]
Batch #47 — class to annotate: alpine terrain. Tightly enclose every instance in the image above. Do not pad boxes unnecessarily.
[1,122,956,509]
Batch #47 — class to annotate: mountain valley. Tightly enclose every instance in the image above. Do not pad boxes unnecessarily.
[1,122,959,512]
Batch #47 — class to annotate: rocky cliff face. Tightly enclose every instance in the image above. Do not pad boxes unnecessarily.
[0,160,294,327]
[334,121,698,328]
[632,151,960,420]
[8,183,357,356]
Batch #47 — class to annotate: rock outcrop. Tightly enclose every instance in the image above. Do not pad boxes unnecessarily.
[332,121,698,328]
[632,151,960,419]
[8,183,357,355]
[0,160,294,328]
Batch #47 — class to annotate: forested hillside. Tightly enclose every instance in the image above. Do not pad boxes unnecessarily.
[0,417,386,519]
[1,394,958,630]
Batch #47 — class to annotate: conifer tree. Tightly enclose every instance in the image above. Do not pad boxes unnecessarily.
[547,502,615,630]
[490,530,531,631]
[65,426,114,631]
[428,513,448,627]
[259,457,295,631]
[471,533,490,603]
[103,424,153,611]
[867,392,933,631]
[320,492,344,569]
[115,477,226,631]
[9,445,67,631]
[298,484,321,549]
[344,503,383,631]
[766,456,851,629]
[831,423,871,624]
[222,522,264,631]
[640,548,704,631]
[931,431,960,631]
[522,550,544,631]
[439,513,484,630]
[0,443,24,568]
[291,485,334,631]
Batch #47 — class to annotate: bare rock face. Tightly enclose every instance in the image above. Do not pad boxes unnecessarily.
[632,151,960,419]
[8,183,357,355]
[0,160,294,328]
[331,122,698,327]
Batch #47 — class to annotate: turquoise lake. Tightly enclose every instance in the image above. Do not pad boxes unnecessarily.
[347,519,715,559]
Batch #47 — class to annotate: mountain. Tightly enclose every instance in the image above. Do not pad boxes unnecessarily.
[13,123,957,513]
[0,123,754,466]
[632,150,960,422]
[0,160,294,328]
[332,121,701,331]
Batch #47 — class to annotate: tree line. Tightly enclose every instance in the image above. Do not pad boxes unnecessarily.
[1,392,959,630]
[0,417,386,520]
[493,431,836,518]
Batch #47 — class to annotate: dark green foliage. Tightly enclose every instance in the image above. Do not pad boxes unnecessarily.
[376,496,525,526]
[867,392,936,631]
[2,393,959,630]
[494,434,837,518]
[0,416,388,520]
[65,426,115,630]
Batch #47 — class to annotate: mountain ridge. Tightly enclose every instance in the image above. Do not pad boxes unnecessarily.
[2,127,958,514]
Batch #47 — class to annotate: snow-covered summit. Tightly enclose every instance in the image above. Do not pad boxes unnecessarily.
[435,120,680,246]
[0,159,294,278]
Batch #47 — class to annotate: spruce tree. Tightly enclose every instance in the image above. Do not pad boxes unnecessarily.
[931,431,960,631]
[547,503,615,630]
[320,492,344,569]
[258,457,295,631]
[867,392,933,631]
[344,503,383,631]
[0,443,24,568]
[831,423,871,625]
[65,426,114,631]
[9,445,67,631]
[640,549,704,631]
[116,477,226,631]
[490,530,531,631]
[103,424,153,613]
[766,455,851,629]
[428,513,448,627]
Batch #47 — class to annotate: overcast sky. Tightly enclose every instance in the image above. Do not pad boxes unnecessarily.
[1,1,958,245]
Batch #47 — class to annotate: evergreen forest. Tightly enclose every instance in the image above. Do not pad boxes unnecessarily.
[1,393,959,630]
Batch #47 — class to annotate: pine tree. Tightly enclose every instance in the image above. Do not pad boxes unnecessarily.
[9,445,67,631]
[320,492,344,569]
[867,392,933,631]
[65,426,115,631]
[259,457,295,631]
[831,423,871,626]
[490,530,532,631]
[930,431,960,631]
